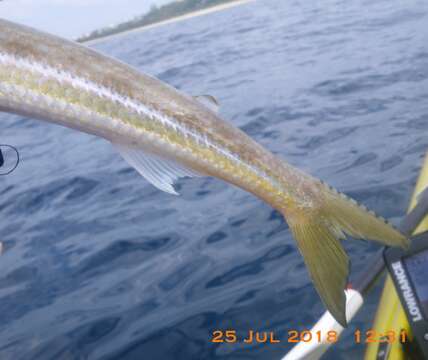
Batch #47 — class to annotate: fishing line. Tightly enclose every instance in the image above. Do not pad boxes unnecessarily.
[0,144,20,175]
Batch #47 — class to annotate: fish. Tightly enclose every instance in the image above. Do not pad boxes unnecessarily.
[0,19,408,326]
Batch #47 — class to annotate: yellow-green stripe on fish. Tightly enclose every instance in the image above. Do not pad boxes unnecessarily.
[0,19,408,327]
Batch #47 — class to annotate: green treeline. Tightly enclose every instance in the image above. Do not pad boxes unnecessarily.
[78,0,237,42]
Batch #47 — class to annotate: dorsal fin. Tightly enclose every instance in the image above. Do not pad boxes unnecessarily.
[194,95,219,113]
[114,143,201,195]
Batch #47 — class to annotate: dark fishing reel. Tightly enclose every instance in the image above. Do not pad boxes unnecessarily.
[0,144,19,175]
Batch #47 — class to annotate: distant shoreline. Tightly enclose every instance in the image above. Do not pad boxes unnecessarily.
[83,0,255,45]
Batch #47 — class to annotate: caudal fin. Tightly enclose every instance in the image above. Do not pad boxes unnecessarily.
[286,182,408,327]
[289,218,350,327]
[321,183,408,248]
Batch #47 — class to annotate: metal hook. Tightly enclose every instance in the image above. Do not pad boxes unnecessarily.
[0,144,20,175]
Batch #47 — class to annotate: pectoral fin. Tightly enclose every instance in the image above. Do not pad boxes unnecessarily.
[114,143,201,195]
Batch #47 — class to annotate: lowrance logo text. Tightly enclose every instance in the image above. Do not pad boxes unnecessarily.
[392,261,423,322]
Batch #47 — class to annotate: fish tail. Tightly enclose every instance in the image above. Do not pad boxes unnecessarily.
[285,181,408,327]
[320,181,408,248]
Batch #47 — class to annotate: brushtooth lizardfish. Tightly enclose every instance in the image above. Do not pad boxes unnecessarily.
[0,19,407,326]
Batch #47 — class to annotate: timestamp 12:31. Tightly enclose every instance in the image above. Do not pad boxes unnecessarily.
[210,329,409,344]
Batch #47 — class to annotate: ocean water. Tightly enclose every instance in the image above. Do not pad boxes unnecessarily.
[1,0,428,359]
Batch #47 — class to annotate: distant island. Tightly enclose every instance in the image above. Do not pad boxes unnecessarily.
[77,0,249,43]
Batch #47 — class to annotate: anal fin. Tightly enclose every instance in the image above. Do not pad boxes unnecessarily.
[194,95,219,113]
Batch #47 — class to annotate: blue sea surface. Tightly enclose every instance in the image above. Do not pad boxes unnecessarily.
[1,0,428,359]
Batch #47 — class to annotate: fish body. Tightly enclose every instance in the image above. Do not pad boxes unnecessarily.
[0,20,317,213]
[0,19,407,326]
